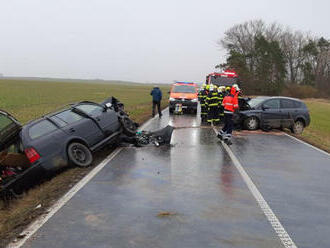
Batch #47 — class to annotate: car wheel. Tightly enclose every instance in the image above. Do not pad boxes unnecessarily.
[121,116,137,136]
[244,116,259,130]
[67,142,93,167]
[291,120,304,134]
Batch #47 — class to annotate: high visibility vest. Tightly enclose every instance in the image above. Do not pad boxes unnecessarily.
[222,94,239,113]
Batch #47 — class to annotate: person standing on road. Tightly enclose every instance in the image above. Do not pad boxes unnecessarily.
[150,86,162,118]
[206,84,220,125]
[217,85,240,144]
[199,84,208,123]
[218,86,226,122]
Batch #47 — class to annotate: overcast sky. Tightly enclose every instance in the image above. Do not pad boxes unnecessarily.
[0,0,329,84]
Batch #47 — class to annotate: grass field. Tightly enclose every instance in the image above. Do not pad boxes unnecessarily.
[0,79,170,247]
[301,99,330,153]
[0,79,169,124]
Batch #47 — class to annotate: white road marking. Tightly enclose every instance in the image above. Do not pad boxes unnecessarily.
[284,133,329,157]
[7,109,166,248]
[7,148,123,248]
[213,127,298,248]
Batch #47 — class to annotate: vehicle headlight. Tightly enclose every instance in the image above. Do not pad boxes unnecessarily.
[191,98,198,102]
[169,98,175,101]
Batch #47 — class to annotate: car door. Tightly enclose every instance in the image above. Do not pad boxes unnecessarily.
[0,110,22,151]
[73,103,120,135]
[280,99,296,128]
[51,110,105,146]
[260,99,281,128]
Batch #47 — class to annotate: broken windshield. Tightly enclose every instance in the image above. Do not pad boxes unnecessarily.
[248,98,267,108]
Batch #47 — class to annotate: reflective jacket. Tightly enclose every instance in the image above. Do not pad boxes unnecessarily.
[199,89,208,105]
[206,91,220,108]
[222,87,239,113]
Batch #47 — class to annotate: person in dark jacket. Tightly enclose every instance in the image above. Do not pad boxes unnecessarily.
[150,86,162,118]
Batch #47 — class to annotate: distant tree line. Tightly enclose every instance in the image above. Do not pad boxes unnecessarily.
[217,20,330,97]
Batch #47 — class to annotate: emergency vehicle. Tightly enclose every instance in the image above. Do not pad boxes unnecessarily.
[206,69,240,87]
[168,82,198,114]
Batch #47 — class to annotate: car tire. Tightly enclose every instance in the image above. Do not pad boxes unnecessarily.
[121,116,137,136]
[67,142,93,167]
[291,120,304,134]
[244,116,259,130]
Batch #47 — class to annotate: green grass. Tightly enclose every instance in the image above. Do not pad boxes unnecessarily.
[0,79,169,124]
[301,99,330,153]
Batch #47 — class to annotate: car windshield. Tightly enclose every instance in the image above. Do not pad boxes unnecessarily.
[248,98,268,108]
[172,85,196,93]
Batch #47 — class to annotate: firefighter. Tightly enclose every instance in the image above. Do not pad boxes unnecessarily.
[199,84,208,122]
[206,84,220,125]
[225,86,231,96]
[217,85,240,145]
[218,86,226,122]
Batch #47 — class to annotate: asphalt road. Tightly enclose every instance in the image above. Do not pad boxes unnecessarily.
[16,108,330,248]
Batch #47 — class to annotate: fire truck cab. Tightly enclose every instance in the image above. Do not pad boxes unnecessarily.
[206,69,240,87]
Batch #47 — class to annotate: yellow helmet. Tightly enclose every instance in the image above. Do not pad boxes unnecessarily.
[206,84,210,90]
[226,86,231,91]
[202,83,206,89]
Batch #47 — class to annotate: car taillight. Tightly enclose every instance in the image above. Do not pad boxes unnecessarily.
[25,147,41,163]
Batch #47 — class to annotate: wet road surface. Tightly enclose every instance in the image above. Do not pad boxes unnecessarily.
[20,109,330,248]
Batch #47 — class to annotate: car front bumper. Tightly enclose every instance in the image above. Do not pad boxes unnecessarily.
[169,100,198,110]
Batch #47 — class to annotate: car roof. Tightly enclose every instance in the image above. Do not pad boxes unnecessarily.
[255,96,303,102]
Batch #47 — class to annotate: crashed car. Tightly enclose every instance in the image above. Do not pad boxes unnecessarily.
[0,97,138,196]
[235,96,310,134]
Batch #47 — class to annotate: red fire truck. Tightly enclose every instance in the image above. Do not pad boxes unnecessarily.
[206,69,240,87]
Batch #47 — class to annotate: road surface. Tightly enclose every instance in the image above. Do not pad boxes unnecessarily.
[14,108,330,248]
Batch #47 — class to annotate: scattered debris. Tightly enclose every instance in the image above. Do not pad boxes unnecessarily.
[35,204,41,210]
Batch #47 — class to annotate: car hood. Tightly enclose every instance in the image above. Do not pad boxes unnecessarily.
[170,92,197,99]
[0,110,22,152]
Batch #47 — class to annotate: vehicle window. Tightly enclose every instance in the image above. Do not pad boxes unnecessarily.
[29,120,58,139]
[75,104,104,117]
[248,98,267,108]
[0,114,13,131]
[49,116,68,127]
[281,99,296,109]
[55,110,84,124]
[263,99,280,109]
[293,101,302,108]
[172,85,196,93]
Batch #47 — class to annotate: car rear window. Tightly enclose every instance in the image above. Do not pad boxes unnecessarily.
[281,99,295,108]
[172,85,196,93]
[54,110,84,124]
[29,120,58,139]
